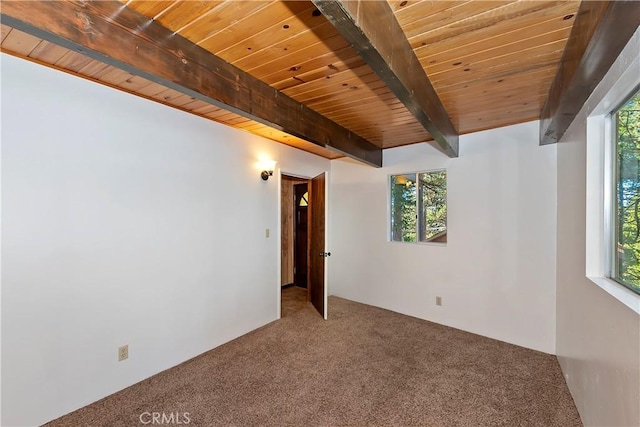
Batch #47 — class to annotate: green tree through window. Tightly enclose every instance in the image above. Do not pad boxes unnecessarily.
[419,170,447,241]
[390,174,417,242]
[614,89,640,294]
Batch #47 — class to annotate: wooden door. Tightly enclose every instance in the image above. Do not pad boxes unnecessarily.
[309,172,328,319]
[293,183,308,289]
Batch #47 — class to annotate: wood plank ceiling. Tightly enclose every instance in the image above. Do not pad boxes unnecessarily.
[1,0,583,162]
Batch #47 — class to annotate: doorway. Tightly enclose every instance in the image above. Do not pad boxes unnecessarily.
[293,182,308,289]
[280,172,328,319]
[281,175,308,318]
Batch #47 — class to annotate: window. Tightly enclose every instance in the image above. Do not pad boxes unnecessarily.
[612,89,640,294]
[390,170,447,243]
[583,39,639,312]
[299,192,308,207]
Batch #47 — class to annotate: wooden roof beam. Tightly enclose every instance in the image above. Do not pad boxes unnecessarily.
[0,0,382,167]
[312,0,459,157]
[540,0,640,145]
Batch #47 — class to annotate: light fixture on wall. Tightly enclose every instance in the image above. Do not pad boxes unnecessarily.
[260,160,277,181]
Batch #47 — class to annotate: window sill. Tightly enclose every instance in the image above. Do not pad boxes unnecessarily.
[388,240,447,247]
[587,276,640,314]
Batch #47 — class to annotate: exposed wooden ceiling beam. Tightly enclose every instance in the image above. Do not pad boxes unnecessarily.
[540,0,640,145]
[312,0,459,157]
[0,0,382,167]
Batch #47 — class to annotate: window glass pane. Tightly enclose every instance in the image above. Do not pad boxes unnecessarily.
[299,192,308,207]
[614,89,640,294]
[418,170,447,242]
[390,174,416,242]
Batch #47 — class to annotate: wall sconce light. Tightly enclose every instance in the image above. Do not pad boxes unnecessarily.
[260,160,277,181]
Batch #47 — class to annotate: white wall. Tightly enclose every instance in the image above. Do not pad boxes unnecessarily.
[0,54,330,427]
[329,121,558,353]
[555,29,640,426]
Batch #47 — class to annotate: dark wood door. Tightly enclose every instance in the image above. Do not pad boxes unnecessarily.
[309,172,327,319]
[293,183,308,289]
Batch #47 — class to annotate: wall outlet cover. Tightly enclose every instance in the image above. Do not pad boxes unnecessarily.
[118,345,128,361]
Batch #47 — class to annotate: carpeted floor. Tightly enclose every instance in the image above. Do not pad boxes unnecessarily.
[281,285,309,318]
[45,297,582,426]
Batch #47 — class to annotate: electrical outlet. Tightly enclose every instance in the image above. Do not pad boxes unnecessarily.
[118,345,128,361]
[436,296,442,306]
[265,228,270,238]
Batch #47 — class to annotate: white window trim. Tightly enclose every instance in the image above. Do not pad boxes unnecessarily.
[586,114,640,314]
[584,37,640,314]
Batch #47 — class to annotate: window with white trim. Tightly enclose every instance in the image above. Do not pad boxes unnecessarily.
[390,170,447,243]
[611,88,640,294]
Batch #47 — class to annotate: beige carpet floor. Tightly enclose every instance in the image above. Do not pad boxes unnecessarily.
[281,286,309,318]
[45,296,581,426]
